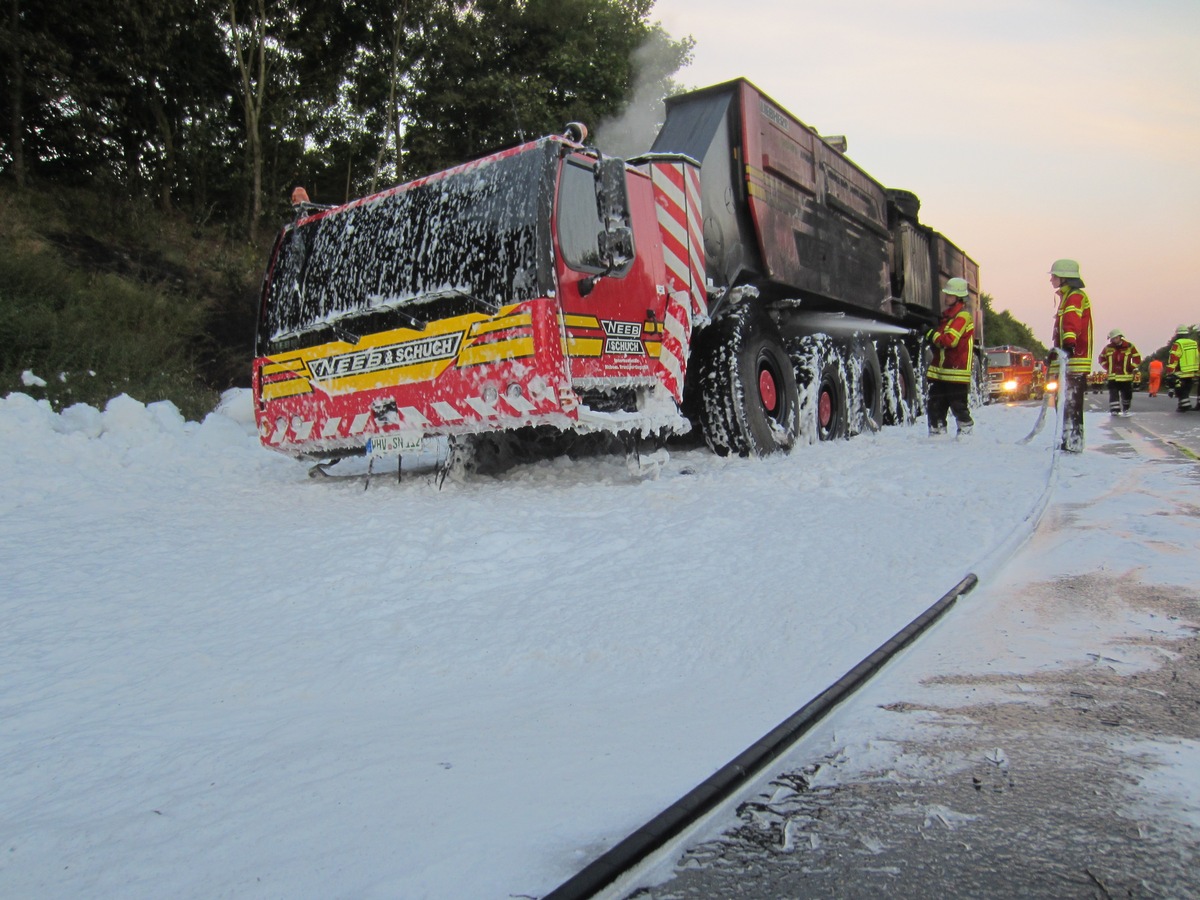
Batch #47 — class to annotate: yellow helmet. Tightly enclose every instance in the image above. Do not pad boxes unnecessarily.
[941,277,969,297]
[1050,258,1080,278]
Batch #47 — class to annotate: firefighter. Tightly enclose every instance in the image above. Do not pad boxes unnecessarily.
[925,277,975,436]
[1148,358,1163,397]
[1099,328,1140,416]
[1166,324,1199,411]
[1048,258,1093,452]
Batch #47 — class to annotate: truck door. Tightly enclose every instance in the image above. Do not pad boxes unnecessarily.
[553,154,667,387]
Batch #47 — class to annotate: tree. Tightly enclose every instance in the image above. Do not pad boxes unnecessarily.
[0,0,108,186]
[225,0,275,240]
[1,0,232,210]
[224,0,375,236]
[1,0,693,235]
[2,0,27,187]
[401,0,692,176]
[981,293,1046,356]
[83,0,234,212]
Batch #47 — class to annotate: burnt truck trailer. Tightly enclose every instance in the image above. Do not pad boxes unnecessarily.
[253,78,981,467]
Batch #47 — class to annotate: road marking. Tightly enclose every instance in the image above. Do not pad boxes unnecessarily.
[1104,422,1171,460]
[1106,419,1186,460]
[1166,440,1200,461]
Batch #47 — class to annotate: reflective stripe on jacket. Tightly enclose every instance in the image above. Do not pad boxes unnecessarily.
[1100,339,1141,382]
[927,301,975,384]
[1168,337,1199,375]
[1052,288,1093,374]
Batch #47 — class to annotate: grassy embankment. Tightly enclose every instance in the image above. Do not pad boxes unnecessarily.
[0,182,269,421]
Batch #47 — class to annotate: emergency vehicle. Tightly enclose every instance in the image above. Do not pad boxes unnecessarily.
[985,345,1043,401]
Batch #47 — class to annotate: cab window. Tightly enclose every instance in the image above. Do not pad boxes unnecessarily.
[557,158,632,275]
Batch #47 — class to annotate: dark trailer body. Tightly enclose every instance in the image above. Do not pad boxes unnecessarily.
[651,79,980,334]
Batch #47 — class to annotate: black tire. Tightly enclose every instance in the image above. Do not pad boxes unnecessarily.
[694,306,801,457]
[848,338,884,434]
[881,341,917,426]
[792,335,849,442]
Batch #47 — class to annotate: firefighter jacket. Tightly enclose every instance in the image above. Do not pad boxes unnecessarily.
[1051,287,1093,374]
[1099,339,1141,382]
[1167,337,1199,376]
[926,299,974,384]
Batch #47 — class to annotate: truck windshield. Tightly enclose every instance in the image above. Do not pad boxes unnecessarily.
[986,352,1014,367]
[262,144,550,345]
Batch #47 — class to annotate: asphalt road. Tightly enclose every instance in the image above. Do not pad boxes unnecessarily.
[1082,388,1200,460]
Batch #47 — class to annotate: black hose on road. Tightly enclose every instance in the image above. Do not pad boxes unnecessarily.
[543,573,980,900]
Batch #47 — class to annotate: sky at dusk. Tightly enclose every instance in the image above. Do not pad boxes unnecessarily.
[649,0,1199,357]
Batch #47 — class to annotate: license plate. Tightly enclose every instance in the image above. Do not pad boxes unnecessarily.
[366,432,425,458]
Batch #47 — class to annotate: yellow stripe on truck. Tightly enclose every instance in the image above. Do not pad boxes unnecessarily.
[469,313,532,337]
[261,358,306,377]
[567,337,604,357]
[457,336,535,367]
[563,314,600,330]
[260,377,314,401]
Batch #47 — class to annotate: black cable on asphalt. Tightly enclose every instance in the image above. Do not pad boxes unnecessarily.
[543,572,980,900]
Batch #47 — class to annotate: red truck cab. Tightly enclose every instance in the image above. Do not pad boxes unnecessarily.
[252,136,705,462]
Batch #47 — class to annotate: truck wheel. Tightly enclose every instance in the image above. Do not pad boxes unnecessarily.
[695,306,800,456]
[881,341,917,425]
[849,339,883,434]
[792,335,848,441]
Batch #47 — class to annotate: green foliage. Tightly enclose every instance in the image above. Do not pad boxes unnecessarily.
[0,183,263,420]
[401,0,692,176]
[2,0,690,225]
[0,253,218,419]
[980,293,1046,356]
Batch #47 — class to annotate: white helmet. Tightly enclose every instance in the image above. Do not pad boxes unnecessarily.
[941,277,969,297]
[1107,328,1123,340]
[1050,258,1081,278]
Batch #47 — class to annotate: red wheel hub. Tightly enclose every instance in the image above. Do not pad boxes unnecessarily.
[818,389,832,427]
[759,368,778,413]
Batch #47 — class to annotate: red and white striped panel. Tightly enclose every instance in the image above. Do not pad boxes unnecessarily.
[261,390,550,448]
[649,160,706,403]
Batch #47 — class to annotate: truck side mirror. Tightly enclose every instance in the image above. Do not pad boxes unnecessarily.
[595,156,632,235]
[598,226,634,270]
[578,227,633,297]
[590,156,634,277]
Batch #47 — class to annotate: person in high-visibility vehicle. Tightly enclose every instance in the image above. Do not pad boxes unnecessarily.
[925,277,975,437]
[1099,328,1141,416]
[1048,258,1093,452]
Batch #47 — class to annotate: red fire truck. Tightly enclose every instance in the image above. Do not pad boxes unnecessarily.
[253,79,982,471]
[985,345,1044,402]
